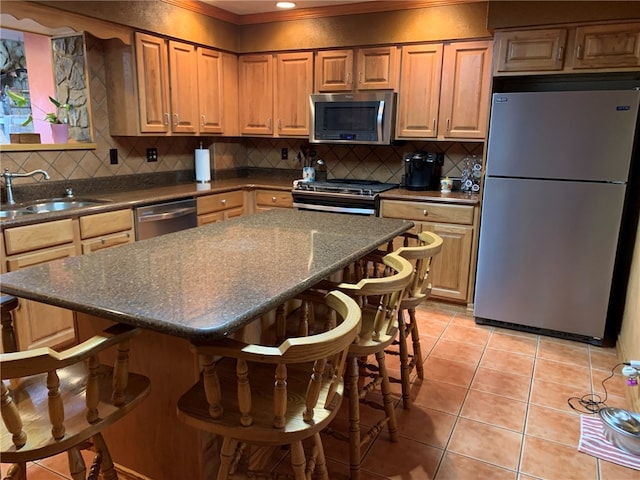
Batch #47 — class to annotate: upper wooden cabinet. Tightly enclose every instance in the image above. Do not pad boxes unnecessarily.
[134,33,172,134]
[105,33,237,136]
[396,40,492,140]
[573,23,640,69]
[167,40,199,134]
[494,28,567,73]
[239,52,313,137]
[494,22,640,75]
[315,46,399,92]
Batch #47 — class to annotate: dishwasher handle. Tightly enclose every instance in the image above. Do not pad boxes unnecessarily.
[137,206,197,223]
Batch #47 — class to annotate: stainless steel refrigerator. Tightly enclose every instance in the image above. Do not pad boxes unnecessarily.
[474,89,640,345]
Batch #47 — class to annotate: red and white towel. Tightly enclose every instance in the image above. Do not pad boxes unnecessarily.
[579,414,640,470]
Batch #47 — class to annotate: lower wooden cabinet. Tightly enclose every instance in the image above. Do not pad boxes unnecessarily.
[79,209,134,253]
[2,219,81,350]
[254,189,293,212]
[380,199,478,304]
[197,190,246,225]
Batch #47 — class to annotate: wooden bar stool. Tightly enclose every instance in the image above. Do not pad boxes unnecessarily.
[176,290,361,480]
[304,252,414,480]
[390,231,443,409]
[1,323,150,480]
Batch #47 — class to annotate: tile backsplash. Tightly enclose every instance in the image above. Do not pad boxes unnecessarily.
[1,34,484,195]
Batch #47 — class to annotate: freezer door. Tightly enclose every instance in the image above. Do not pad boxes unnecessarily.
[486,90,638,182]
[474,177,626,339]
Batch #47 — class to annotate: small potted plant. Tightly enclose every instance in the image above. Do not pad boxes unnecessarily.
[5,89,71,143]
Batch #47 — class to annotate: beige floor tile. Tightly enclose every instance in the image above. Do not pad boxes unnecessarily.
[422,355,477,388]
[480,347,535,377]
[488,331,538,356]
[592,370,628,398]
[536,338,589,367]
[520,436,598,480]
[411,378,468,415]
[447,418,523,470]
[460,389,527,432]
[441,323,491,346]
[429,338,485,365]
[530,377,590,414]
[435,452,517,480]
[525,404,582,447]
[588,347,621,372]
[533,357,591,389]
[361,435,443,480]
[394,405,457,449]
[599,458,640,480]
[471,367,532,402]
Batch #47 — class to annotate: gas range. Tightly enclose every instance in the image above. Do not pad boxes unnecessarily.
[292,178,398,215]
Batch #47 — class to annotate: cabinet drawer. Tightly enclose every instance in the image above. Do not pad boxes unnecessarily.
[6,244,78,271]
[381,200,474,225]
[80,209,134,239]
[81,230,133,254]
[255,190,293,208]
[197,190,245,215]
[4,219,77,255]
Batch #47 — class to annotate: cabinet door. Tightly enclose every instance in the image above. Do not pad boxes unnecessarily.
[8,244,78,351]
[356,46,399,90]
[275,52,313,137]
[239,54,274,135]
[197,47,224,134]
[315,49,353,92]
[396,43,443,138]
[439,40,492,139]
[168,40,198,134]
[494,29,567,73]
[135,32,170,133]
[420,222,473,302]
[573,23,640,69]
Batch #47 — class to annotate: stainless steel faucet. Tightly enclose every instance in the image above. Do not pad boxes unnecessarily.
[2,168,51,205]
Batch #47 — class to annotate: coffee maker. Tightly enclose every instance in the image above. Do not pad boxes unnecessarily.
[403,152,444,190]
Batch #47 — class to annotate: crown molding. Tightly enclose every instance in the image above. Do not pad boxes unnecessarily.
[162,0,484,25]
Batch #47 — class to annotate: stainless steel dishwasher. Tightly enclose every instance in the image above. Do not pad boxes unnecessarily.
[135,198,197,240]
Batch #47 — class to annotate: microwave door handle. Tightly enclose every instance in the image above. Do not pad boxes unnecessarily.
[377,100,384,143]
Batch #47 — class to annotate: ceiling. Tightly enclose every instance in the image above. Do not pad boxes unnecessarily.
[202,1,377,16]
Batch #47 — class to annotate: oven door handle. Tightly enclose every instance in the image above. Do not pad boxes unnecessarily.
[137,207,197,223]
[292,202,375,216]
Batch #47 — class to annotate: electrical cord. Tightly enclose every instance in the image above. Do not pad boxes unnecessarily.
[567,362,626,414]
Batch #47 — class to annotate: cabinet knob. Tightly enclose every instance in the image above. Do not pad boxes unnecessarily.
[101,238,106,245]
[201,115,206,127]
[271,196,277,202]
[164,113,170,126]
[221,199,227,205]
[557,46,565,61]
[576,44,583,60]
[422,209,429,216]
[173,113,179,126]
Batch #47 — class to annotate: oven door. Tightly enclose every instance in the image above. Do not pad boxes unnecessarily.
[292,191,377,216]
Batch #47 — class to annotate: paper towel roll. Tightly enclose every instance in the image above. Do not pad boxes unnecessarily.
[195,148,211,183]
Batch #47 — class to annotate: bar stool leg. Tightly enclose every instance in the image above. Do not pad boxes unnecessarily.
[408,308,425,380]
[347,356,361,480]
[1,295,19,353]
[376,350,398,442]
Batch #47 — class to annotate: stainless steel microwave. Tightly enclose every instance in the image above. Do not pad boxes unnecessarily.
[309,91,396,145]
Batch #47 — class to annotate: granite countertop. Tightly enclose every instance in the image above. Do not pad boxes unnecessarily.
[380,188,480,205]
[0,177,295,228]
[0,209,413,341]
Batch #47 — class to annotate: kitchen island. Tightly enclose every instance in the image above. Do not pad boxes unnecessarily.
[0,209,413,479]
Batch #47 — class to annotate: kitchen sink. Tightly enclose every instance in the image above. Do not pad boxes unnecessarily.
[0,209,35,219]
[1,198,110,217]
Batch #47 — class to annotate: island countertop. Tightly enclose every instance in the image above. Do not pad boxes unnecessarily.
[0,209,412,341]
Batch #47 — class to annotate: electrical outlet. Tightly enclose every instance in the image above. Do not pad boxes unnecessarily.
[109,148,118,165]
[147,147,158,162]
[281,148,288,160]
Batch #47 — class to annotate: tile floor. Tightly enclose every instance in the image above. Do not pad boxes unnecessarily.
[2,301,637,480]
